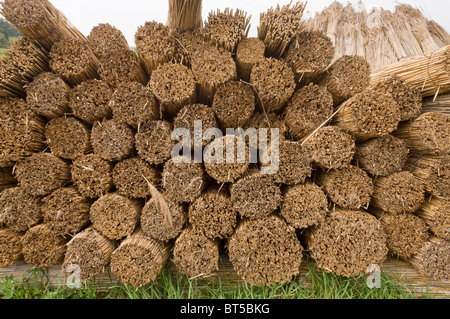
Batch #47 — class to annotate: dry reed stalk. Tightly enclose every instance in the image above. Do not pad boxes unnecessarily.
[305,208,388,278]
[0,228,23,268]
[280,182,329,229]
[228,214,303,287]
[371,171,425,215]
[408,236,449,281]
[415,197,450,241]
[427,20,450,48]
[173,226,220,279]
[0,167,16,191]
[284,30,335,86]
[0,97,46,167]
[113,158,160,199]
[393,112,450,156]
[271,141,311,186]
[204,8,251,53]
[63,227,116,282]
[315,165,374,210]
[15,152,71,197]
[250,57,296,113]
[355,135,410,177]
[135,21,176,75]
[87,23,130,60]
[188,186,237,240]
[49,39,99,86]
[71,154,114,199]
[42,187,92,236]
[422,93,450,115]
[167,0,203,32]
[370,45,450,98]
[70,79,113,125]
[21,223,67,268]
[45,117,92,160]
[90,193,142,241]
[258,1,306,58]
[135,120,176,165]
[0,0,86,50]
[235,38,265,82]
[173,29,208,67]
[110,228,171,287]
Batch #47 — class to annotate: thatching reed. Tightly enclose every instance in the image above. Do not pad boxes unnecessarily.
[173,29,207,67]
[49,39,99,86]
[21,223,67,268]
[0,167,16,191]
[0,228,23,268]
[70,79,113,125]
[71,154,114,199]
[228,215,303,286]
[113,158,160,199]
[0,97,46,167]
[15,152,71,197]
[110,228,171,287]
[355,135,409,177]
[315,165,374,210]
[63,227,116,282]
[280,182,329,229]
[173,226,220,279]
[422,93,450,115]
[258,1,306,58]
[408,236,449,281]
[204,8,251,53]
[0,0,86,50]
[428,20,450,48]
[135,21,175,75]
[45,116,92,160]
[394,112,450,156]
[42,187,92,237]
[415,197,450,241]
[149,63,197,119]
[371,171,425,215]
[191,46,237,105]
[250,57,296,113]
[284,30,335,86]
[305,208,388,278]
[188,187,237,240]
[272,141,311,186]
[109,82,160,129]
[235,38,265,82]
[135,120,175,165]
[87,23,130,60]
[0,187,41,233]
[25,72,71,119]
[302,126,355,170]
[167,0,203,32]
[244,111,287,148]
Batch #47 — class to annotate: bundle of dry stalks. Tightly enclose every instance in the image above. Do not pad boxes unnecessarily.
[135,120,175,165]
[415,197,450,241]
[422,93,450,115]
[272,141,311,185]
[173,29,208,67]
[0,167,16,191]
[167,0,203,32]
[428,20,450,47]
[408,236,449,281]
[87,23,130,60]
[235,38,265,82]
[0,228,23,268]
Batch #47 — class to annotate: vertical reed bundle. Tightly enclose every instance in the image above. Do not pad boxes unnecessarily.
[87,23,130,60]
[0,228,23,268]
[235,38,265,82]
[415,197,450,241]
[135,120,175,165]
[167,0,203,32]
[408,236,449,281]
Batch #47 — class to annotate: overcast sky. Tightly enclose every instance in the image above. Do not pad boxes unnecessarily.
[51,0,450,47]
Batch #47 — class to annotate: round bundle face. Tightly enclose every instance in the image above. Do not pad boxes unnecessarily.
[90,193,141,241]
[272,141,312,185]
[42,187,92,236]
[250,58,296,112]
[280,183,329,229]
[235,37,266,81]
[230,173,282,220]
[372,171,425,214]
[87,23,130,60]
[15,152,71,197]
[415,198,450,240]
[228,215,303,286]
[109,82,160,129]
[415,238,450,281]
[355,135,409,176]
[25,72,71,119]
[408,155,450,198]
[135,120,175,165]
[212,81,256,130]
[0,187,42,233]
[244,112,287,148]
[303,126,356,170]
[1,0,46,29]
[317,165,374,210]
[173,30,208,67]
[91,119,136,162]
[0,228,22,268]
[307,209,388,278]
[45,117,92,160]
[113,158,160,199]
[173,227,219,278]
[284,83,334,140]
[71,154,114,199]
[188,189,237,240]
[70,79,113,125]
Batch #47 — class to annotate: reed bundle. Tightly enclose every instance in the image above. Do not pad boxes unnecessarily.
[422,93,450,115]
[167,0,203,32]
[0,228,23,268]
[173,29,208,67]
[87,23,130,60]
[408,236,449,281]
[110,228,171,287]
[0,167,16,191]
[235,38,265,82]
[428,20,450,48]
[228,215,303,286]
[415,197,450,241]
[135,120,175,165]
[258,1,306,59]
[204,8,251,53]
[0,0,86,50]
[272,141,311,185]
[63,227,116,282]
[244,112,287,148]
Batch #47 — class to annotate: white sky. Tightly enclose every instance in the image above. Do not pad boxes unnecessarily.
[51,0,450,47]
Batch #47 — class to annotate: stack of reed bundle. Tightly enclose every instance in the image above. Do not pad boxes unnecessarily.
[167,0,203,32]
[135,120,175,165]
[415,198,450,241]
[0,167,16,191]
[258,1,306,59]
[87,23,130,60]
[408,236,449,281]
[235,38,266,82]
[422,93,450,115]
[0,228,23,268]
[204,8,251,53]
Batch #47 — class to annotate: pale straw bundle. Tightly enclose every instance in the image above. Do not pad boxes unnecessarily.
[167,0,203,32]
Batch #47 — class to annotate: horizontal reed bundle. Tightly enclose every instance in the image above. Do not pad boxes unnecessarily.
[244,112,287,148]
[0,228,23,268]
[235,38,265,82]
[422,93,450,115]
[408,236,449,281]
[415,197,450,241]
[87,23,130,60]
[167,0,203,32]
[135,120,175,165]
[272,141,312,185]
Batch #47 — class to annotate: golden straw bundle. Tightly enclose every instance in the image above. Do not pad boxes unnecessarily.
[408,236,449,281]
[167,0,203,32]
[415,197,450,241]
